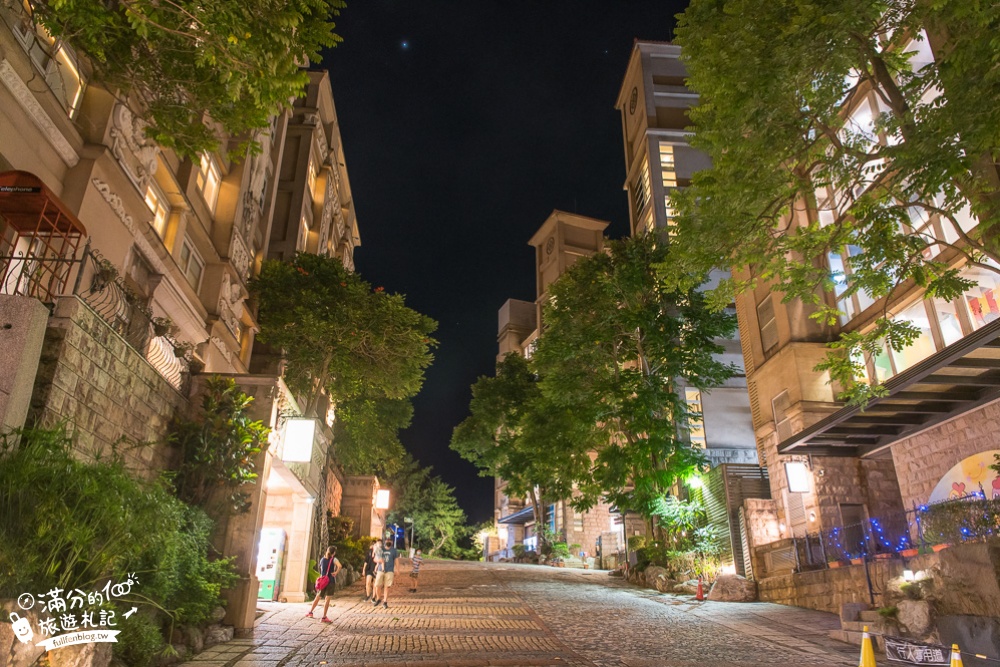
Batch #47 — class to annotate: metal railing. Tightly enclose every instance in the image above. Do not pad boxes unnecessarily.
[0,240,190,391]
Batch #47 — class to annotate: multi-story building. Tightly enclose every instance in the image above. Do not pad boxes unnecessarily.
[726,28,1000,592]
[613,41,765,574]
[0,4,373,632]
[493,210,640,566]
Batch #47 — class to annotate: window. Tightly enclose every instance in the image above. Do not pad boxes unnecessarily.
[307,158,317,195]
[757,295,778,353]
[889,301,936,372]
[10,19,86,117]
[144,183,170,239]
[52,44,85,117]
[772,390,792,442]
[178,238,204,290]
[684,387,706,448]
[631,156,651,215]
[196,153,221,212]
[573,511,584,533]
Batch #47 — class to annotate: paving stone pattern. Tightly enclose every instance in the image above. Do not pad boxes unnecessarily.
[177,561,865,667]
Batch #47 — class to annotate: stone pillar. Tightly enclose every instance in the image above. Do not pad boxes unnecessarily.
[279,495,315,603]
[0,295,49,431]
[220,448,272,633]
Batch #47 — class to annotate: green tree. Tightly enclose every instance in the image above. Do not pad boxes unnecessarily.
[250,253,436,475]
[533,234,737,524]
[170,376,270,514]
[450,353,597,549]
[21,0,345,156]
[386,456,470,558]
[667,0,1000,404]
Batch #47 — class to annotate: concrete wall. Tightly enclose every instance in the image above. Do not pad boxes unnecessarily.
[891,397,1000,509]
[28,296,187,471]
[0,295,50,431]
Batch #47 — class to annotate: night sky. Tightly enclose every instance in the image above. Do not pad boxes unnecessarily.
[323,1,686,524]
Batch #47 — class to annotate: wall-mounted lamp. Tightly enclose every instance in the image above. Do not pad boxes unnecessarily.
[903,569,915,582]
[282,418,316,462]
[375,489,391,510]
[785,461,810,493]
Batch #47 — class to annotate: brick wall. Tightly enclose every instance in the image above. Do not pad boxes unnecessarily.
[812,455,904,532]
[28,296,187,473]
[757,558,903,613]
[890,398,1000,508]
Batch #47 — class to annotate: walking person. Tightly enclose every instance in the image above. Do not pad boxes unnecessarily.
[306,546,341,623]
[408,549,423,592]
[372,539,399,609]
[362,540,379,601]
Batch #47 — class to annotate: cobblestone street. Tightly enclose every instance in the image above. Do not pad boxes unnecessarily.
[178,561,862,667]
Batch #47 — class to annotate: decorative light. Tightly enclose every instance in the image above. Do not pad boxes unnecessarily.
[903,569,915,582]
[687,475,704,489]
[282,418,316,462]
[785,461,810,493]
[375,489,391,510]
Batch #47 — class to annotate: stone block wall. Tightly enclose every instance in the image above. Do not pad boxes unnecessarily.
[28,296,187,473]
[325,465,344,519]
[890,398,1000,508]
[812,455,905,533]
[757,558,904,613]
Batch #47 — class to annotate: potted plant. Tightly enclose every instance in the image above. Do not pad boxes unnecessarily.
[173,341,194,358]
[152,316,173,337]
[899,548,919,558]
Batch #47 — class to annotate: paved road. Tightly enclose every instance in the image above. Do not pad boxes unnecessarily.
[179,560,862,667]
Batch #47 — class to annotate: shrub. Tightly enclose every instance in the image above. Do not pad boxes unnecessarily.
[169,376,269,514]
[900,582,923,601]
[628,534,648,550]
[550,542,571,558]
[325,513,377,570]
[878,606,899,618]
[113,614,167,667]
[0,427,237,658]
[512,545,526,559]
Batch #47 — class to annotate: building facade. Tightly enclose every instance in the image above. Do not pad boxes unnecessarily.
[0,3,373,631]
[613,41,764,573]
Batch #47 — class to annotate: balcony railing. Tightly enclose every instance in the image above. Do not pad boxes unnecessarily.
[0,240,191,391]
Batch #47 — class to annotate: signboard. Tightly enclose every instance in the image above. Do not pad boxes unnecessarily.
[612,516,623,525]
[0,186,41,193]
[885,636,950,665]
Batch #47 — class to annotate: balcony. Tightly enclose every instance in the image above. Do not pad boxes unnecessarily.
[0,171,191,391]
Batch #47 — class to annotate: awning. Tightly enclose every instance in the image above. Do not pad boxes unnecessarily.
[778,316,1000,458]
[0,171,87,236]
[498,506,534,525]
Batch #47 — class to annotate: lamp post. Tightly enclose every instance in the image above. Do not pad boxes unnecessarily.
[403,517,414,554]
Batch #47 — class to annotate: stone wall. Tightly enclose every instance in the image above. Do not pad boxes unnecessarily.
[758,558,905,613]
[28,296,187,472]
[325,465,344,519]
[757,542,1000,618]
[890,398,1000,508]
[812,455,905,533]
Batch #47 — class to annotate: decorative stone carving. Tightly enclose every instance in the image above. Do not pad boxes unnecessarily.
[210,335,234,364]
[239,151,269,237]
[109,103,159,193]
[0,59,79,166]
[91,178,136,234]
[229,232,252,283]
[216,272,245,338]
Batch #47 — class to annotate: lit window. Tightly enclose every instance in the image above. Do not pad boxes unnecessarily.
[179,238,204,290]
[297,216,309,252]
[196,153,221,212]
[144,183,170,239]
[53,45,85,117]
[307,158,317,195]
[684,387,706,448]
[932,298,964,347]
[890,300,936,372]
[962,264,1000,331]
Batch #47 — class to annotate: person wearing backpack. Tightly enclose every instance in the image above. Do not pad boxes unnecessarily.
[306,546,341,623]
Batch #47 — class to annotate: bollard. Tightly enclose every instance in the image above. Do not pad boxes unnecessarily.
[858,626,876,667]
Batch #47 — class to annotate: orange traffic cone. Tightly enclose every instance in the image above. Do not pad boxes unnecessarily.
[950,644,964,667]
[695,576,704,601]
[858,626,876,667]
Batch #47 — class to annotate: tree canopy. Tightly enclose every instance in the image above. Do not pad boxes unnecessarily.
[450,352,597,540]
[667,0,1000,403]
[386,456,469,558]
[24,0,345,156]
[251,253,436,475]
[533,234,737,520]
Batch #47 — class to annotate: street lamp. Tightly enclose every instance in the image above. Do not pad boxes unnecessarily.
[375,489,390,510]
